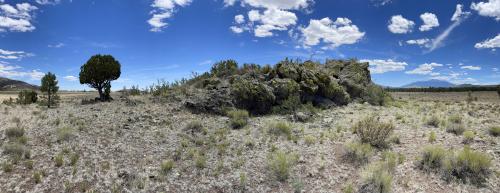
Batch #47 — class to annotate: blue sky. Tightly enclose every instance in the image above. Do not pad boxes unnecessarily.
[0,0,499,90]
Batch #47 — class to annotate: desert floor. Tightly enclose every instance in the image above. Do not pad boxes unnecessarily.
[0,91,499,193]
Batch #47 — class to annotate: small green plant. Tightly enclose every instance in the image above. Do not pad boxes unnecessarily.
[462,130,474,144]
[417,146,491,185]
[2,161,13,172]
[268,150,297,182]
[160,160,174,174]
[304,135,316,145]
[428,131,437,143]
[227,109,249,129]
[488,126,500,136]
[184,121,203,134]
[70,153,79,166]
[239,172,247,190]
[33,171,42,183]
[343,183,354,193]
[445,147,491,185]
[359,161,393,193]
[17,90,38,105]
[268,121,292,140]
[354,116,394,148]
[419,145,447,171]
[425,115,440,127]
[194,153,207,169]
[55,153,64,167]
[56,126,75,142]
[344,142,373,164]
[5,127,25,138]
[446,122,465,135]
[3,142,27,157]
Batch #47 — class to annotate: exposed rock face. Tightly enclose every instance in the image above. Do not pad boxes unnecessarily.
[182,59,385,115]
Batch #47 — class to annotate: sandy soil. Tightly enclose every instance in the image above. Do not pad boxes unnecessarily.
[0,92,498,193]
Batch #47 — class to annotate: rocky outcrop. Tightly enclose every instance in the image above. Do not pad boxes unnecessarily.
[182,59,387,115]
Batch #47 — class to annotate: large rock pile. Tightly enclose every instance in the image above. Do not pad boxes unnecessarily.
[184,59,389,115]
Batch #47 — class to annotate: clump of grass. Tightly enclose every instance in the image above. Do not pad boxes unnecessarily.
[56,126,75,142]
[354,116,394,148]
[488,126,500,136]
[268,150,297,182]
[160,160,174,174]
[2,142,27,157]
[418,145,448,171]
[425,114,440,127]
[33,171,42,183]
[268,121,292,140]
[418,146,492,185]
[70,153,79,166]
[2,161,13,172]
[381,151,405,170]
[55,153,64,167]
[444,147,492,185]
[184,121,203,134]
[5,127,25,138]
[446,122,465,135]
[227,109,249,129]
[359,161,393,193]
[462,130,474,144]
[194,153,207,169]
[304,135,316,145]
[344,142,373,164]
[428,131,437,143]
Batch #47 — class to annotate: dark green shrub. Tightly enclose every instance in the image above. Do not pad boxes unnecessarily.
[354,116,395,148]
[319,80,350,105]
[184,121,203,134]
[231,78,276,115]
[40,72,59,108]
[211,60,238,77]
[363,84,392,106]
[227,109,249,129]
[17,90,38,105]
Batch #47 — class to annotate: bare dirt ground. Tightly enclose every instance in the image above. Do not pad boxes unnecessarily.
[0,92,499,193]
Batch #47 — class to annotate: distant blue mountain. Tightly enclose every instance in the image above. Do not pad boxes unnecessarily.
[402,79,456,88]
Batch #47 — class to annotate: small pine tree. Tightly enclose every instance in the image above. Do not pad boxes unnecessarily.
[40,72,59,108]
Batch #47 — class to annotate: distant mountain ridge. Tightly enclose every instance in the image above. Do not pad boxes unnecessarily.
[0,77,39,91]
[401,79,456,88]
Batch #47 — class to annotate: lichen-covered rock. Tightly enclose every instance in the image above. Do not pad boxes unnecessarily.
[275,61,301,81]
[185,86,234,115]
[231,78,276,115]
[320,79,350,105]
[338,61,371,98]
[270,78,300,104]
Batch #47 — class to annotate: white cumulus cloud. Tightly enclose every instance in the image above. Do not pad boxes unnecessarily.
[406,38,431,48]
[419,12,439,31]
[0,48,33,60]
[148,0,193,32]
[388,15,414,34]
[0,63,44,80]
[300,17,365,49]
[360,59,408,74]
[228,0,313,37]
[427,4,470,52]
[0,2,38,32]
[471,0,500,21]
[474,34,500,50]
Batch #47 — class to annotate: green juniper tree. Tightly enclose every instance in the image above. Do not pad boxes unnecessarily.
[79,54,121,101]
[40,72,59,108]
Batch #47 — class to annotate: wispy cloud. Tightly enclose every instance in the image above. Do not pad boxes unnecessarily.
[198,60,213,66]
[427,4,470,52]
[63,75,78,81]
[48,42,65,48]
[0,63,44,80]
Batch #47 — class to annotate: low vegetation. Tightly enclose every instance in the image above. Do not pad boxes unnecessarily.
[489,126,500,136]
[418,145,491,185]
[354,116,395,148]
[344,141,373,164]
[227,109,249,129]
[267,150,297,182]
